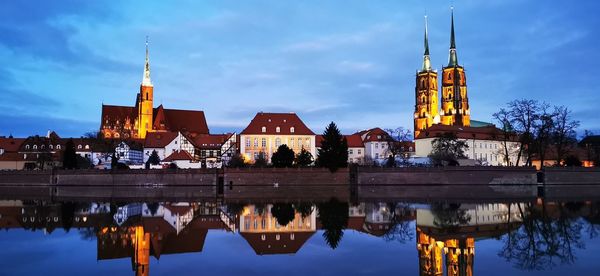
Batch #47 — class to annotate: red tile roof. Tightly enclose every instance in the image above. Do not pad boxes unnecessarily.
[315,134,364,148]
[162,150,194,162]
[240,112,315,135]
[240,232,315,255]
[415,124,518,141]
[360,128,391,142]
[144,132,179,148]
[0,137,25,152]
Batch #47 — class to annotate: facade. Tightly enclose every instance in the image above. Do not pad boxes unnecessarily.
[413,10,470,139]
[192,133,237,168]
[115,141,144,165]
[143,132,195,163]
[240,112,316,163]
[0,136,26,170]
[415,124,521,166]
[100,40,209,139]
[161,150,201,168]
[316,134,365,164]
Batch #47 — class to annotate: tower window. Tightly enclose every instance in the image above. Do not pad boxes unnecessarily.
[447,74,451,80]
[146,93,149,100]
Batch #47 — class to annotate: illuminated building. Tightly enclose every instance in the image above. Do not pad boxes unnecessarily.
[240,112,316,162]
[100,39,208,139]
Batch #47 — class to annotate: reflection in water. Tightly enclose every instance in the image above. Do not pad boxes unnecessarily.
[1,199,599,275]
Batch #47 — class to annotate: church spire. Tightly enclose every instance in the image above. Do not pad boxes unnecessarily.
[142,36,153,87]
[448,7,459,67]
[421,15,432,72]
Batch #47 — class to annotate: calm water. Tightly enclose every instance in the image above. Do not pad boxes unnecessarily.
[1,197,599,276]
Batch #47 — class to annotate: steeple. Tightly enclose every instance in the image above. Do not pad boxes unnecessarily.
[448,7,459,67]
[142,36,153,87]
[421,15,432,72]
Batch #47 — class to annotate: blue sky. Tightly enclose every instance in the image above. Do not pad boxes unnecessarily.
[1,0,599,137]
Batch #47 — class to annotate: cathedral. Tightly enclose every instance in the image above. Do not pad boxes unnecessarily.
[100,40,209,139]
[414,9,470,139]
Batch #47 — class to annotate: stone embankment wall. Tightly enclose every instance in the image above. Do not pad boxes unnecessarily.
[543,167,600,199]
[223,168,349,201]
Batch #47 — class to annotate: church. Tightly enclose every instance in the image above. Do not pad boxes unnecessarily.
[414,9,470,139]
[100,40,209,139]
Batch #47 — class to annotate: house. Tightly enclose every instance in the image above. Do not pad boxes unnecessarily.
[192,133,237,168]
[356,128,392,161]
[161,150,201,169]
[143,131,195,163]
[0,136,26,170]
[240,112,316,163]
[414,124,521,166]
[114,140,144,165]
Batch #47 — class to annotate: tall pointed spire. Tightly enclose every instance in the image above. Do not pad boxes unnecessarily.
[142,36,153,87]
[421,15,432,72]
[448,7,459,67]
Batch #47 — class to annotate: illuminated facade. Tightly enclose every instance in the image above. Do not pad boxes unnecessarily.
[414,10,470,139]
[100,39,209,140]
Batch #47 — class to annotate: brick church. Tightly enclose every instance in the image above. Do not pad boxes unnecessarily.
[100,40,209,139]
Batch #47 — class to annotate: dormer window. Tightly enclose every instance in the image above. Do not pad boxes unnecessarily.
[85,145,89,150]
[33,145,37,150]
[78,145,82,149]
[290,127,295,133]
[49,145,53,149]
[26,145,30,150]
[41,145,45,150]
[261,126,266,133]
[276,126,280,133]
[57,145,61,150]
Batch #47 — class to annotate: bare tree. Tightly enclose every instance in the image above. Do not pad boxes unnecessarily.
[508,99,540,166]
[552,106,580,165]
[383,127,412,164]
[493,108,515,165]
[534,103,556,168]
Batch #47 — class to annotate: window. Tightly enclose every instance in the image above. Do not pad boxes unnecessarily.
[41,145,45,150]
[290,127,295,133]
[261,234,266,241]
[261,126,266,133]
[290,138,294,147]
[261,138,267,147]
[57,145,61,150]
[78,145,82,149]
[375,143,378,149]
[254,138,258,147]
[358,149,362,154]
[33,145,37,150]
[114,133,120,138]
[25,145,30,149]
[275,138,281,147]
[246,137,251,147]
[409,147,413,151]
[85,145,90,150]
[276,126,280,133]
[49,145,53,150]
[375,153,379,159]
[349,149,353,154]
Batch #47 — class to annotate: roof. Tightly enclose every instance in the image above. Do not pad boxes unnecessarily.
[316,134,363,148]
[415,124,518,141]
[240,112,315,135]
[144,132,179,148]
[359,128,391,142]
[162,150,194,162]
[0,137,25,152]
[153,105,209,135]
[470,120,495,128]
[192,133,233,149]
[101,105,136,121]
[240,232,315,255]
[580,135,600,146]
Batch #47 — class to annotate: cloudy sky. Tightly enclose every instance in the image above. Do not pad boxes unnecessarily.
[1,0,599,137]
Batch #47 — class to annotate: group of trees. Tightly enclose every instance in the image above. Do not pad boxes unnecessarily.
[493,99,581,167]
[428,132,469,166]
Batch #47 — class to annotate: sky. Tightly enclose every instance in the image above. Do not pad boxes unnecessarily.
[0,0,599,138]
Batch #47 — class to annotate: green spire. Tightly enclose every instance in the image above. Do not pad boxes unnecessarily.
[422,15,432,72]
[448,7,459,67]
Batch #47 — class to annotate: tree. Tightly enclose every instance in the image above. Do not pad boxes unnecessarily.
[271,203,295,226]
[507,99,540,166]
[271,144,295,168]
[552,106,580,165]
[385,155,396,168]
[383,127,412,162]
[254,151,268,168]
[428,132,468,166]
[564,155,582,167]
[145,150,160,169]
[316,122,348,172]
[110,152,119,169]
[317,198,349,249]
[493,108,516,166]
[533,103,556,168]
[295,148,314,167]
[227,153,247,168]
[62,138,78,169]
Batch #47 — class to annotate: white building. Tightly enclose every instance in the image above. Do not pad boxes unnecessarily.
[143,131,195,163]
[240,112,316,163]
[414,124,521,166]
[316,134,365,164]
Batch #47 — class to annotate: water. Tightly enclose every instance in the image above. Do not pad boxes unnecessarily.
[1,198,599,275]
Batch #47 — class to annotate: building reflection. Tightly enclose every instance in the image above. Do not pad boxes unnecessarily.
[416,203,525,276]
[1,200,600,275]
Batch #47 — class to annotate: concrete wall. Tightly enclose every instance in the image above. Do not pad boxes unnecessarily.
[223,168,349,201]
[544,167,600,200]
[54,169,217,186]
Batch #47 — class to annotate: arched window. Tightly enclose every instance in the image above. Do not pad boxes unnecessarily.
[421,96,426,103]
[448,94,452,100]
[105,133,111,138]
[33,145,37,150]
[25,145,30,150]
[41,145,45,150]
[114,133,120,138]
[447,74,451,80]
[146,93,149,100]
[49,145,53,150]
[57,145,61,150]
[78,145,82,149]
[254,138,258,147]
[276,126,280,133]
[85,145,89,150]
[290,127,295,133]
[261,126,266,133]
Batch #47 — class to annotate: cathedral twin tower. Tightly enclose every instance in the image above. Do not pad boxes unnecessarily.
[414,9,470,138]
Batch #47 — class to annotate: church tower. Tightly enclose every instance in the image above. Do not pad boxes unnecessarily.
[414,15,440,138]
[137,38,154,139]
[440,8,470,127]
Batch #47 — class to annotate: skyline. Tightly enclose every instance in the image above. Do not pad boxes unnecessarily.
[1,1,599,137]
